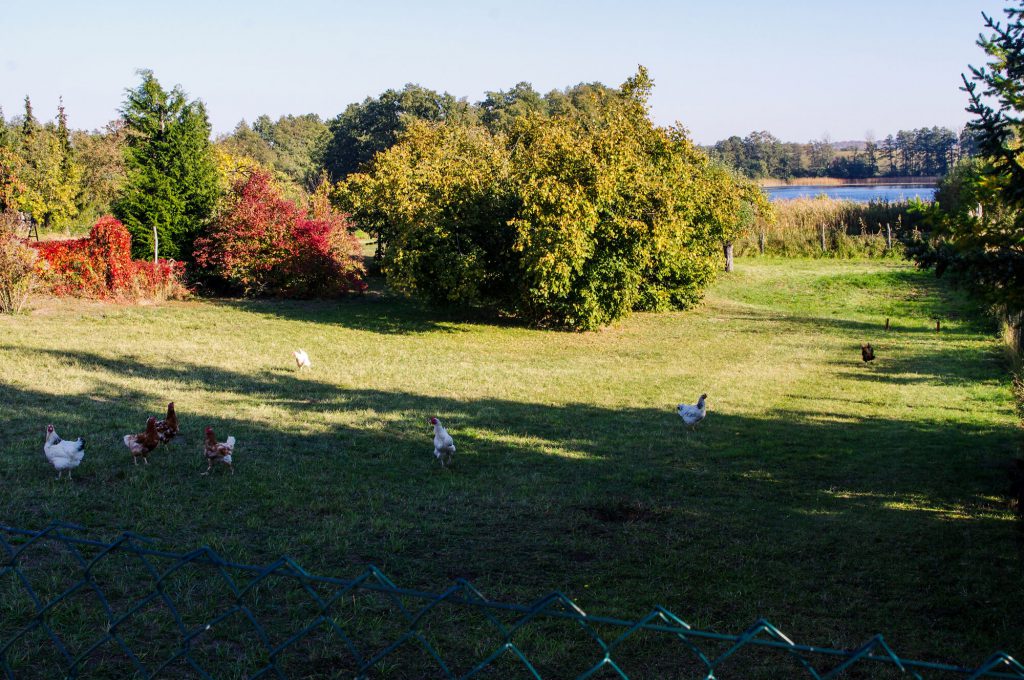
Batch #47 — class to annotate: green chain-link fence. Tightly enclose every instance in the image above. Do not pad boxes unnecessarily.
[1,522,1020,679]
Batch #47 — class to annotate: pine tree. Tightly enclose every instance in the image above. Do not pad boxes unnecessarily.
[21,96,36,139]
[56,98,73,174]
[113,70,220,260]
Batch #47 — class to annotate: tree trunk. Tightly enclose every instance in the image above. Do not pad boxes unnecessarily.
[724,242,734,273]
[886,223,893,250]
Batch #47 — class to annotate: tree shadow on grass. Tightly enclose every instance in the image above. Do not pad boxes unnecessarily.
[210,291,526,336]
[831,343,1008,388]
[2,345,1018,525]
[713,310,990,338]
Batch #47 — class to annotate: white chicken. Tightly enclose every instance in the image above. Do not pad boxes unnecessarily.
[429,417,455,467]
[43,424,85,480]
[293,349,312,371]
[677,394,708,430]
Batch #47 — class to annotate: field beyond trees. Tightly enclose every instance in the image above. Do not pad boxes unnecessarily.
[1,259,1021,676]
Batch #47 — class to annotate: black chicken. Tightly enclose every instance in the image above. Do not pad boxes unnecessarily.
[861,343,875,363]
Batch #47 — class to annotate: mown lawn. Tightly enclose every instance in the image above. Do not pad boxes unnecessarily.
[0,258,1021,678]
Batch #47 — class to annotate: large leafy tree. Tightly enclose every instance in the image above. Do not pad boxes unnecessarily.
[478,82,548,134]
[113,70,219,260]
[322,84,476,180]
[340,67,754,329]
[255,114,329,189]
[339,120,515,305]
[0,148,26,213]
[72,121,127,224]
[217,114,329,194]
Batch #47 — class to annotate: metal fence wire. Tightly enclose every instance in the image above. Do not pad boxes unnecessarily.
[1,522,1021,680]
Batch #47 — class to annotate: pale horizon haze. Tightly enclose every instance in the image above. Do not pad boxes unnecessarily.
[0,1,1007,145]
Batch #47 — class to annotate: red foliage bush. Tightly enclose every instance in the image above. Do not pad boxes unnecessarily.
[194,170,365,298]
[32,216,188,300]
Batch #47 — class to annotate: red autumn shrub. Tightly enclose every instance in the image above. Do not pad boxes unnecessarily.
[194,169,365,297]
[34,235,102,296]
[87,215,133,291]
[32,216,188,300]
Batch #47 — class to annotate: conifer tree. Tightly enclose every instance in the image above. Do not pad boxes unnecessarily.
[909,1,1024,320]
[114,70,219,260]
[21,96,35,139]
[56,98,73,174]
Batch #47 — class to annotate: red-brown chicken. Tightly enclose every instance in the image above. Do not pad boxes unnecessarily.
[155,402,179,445]
[202,426,235,475]
[124,417,159,464]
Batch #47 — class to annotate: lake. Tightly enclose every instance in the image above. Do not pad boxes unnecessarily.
[765,184,936,203]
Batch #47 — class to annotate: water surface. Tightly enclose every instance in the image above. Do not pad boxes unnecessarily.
[765,184,935,203]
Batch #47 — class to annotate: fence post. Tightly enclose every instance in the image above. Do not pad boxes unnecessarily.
[886,223,892,251]
[820,224,826,253]
[758,231,766,255]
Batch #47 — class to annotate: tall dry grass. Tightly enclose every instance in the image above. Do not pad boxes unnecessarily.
[758,176,939,187]
[737,197,924,258]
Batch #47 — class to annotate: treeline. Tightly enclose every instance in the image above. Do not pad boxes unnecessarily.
[0,79,653,232]
[0,68,774,329]
[709,128,976,180]
[0,71,364,303]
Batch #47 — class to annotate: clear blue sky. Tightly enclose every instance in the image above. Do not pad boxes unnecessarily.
[0,0,1005,144]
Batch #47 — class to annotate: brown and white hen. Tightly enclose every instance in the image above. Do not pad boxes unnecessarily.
[124,417,159,464]
[202,426,236,475]
[155,402,179,445]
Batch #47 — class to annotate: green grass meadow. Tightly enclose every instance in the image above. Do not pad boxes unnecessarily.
[1,258,1021,677]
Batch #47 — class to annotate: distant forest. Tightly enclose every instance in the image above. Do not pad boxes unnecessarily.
[707,128,976,180]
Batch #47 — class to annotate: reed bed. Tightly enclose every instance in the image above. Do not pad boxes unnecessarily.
[757,176,939,187]
[737,197,925,258]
